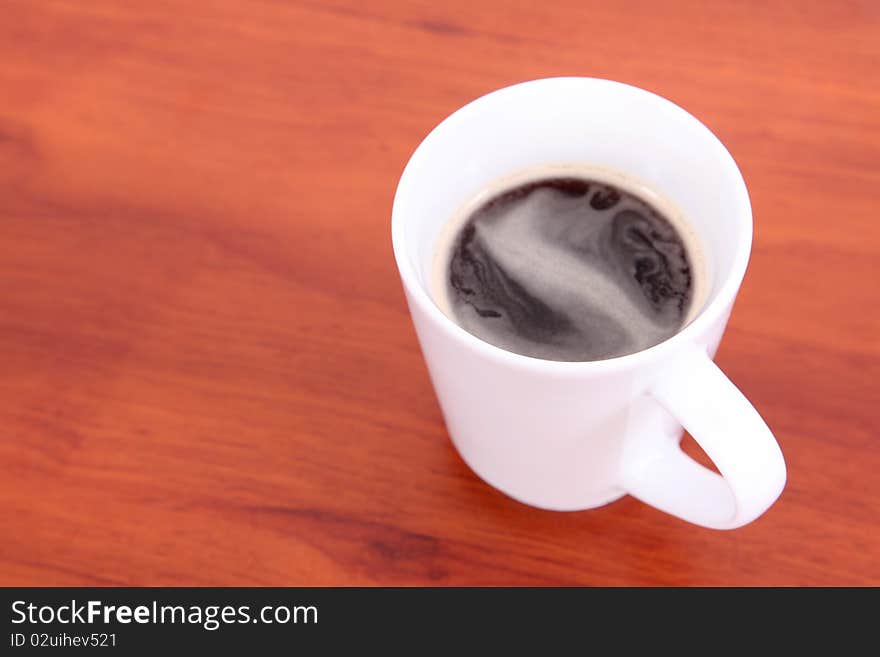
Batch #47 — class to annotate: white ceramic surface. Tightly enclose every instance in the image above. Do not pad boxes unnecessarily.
[391,77,786,529]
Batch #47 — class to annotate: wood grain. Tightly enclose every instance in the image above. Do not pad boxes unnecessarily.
[1,0,878,586]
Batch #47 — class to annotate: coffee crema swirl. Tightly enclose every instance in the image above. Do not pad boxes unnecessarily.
[432,167,706,362]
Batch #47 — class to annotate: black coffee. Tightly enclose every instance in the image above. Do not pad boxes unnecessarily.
[434,170,702,361]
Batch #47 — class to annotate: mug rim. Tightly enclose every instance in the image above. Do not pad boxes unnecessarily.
[391,76,752,374]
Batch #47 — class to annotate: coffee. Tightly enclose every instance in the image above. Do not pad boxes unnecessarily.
[432,165,706,362]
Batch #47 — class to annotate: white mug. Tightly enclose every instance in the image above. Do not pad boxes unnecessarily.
[391,77,786,529]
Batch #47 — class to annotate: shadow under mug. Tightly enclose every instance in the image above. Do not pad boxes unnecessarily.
[392,77,785,529]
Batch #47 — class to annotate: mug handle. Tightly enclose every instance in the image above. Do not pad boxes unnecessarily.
[619,347,786,529]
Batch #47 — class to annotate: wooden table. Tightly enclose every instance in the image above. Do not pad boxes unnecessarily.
[1,0,877,586]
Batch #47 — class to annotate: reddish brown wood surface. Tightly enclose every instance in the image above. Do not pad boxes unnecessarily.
[1,0,878,586]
